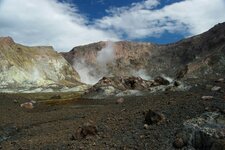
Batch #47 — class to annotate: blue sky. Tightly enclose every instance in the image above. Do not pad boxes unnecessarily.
[67,0,183,19]
[0,0,225,51]
[60,0,185,44]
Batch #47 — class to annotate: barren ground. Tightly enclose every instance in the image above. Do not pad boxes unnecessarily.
[0,78,224,150]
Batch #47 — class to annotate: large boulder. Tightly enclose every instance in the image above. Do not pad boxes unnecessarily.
[174,112,225,149]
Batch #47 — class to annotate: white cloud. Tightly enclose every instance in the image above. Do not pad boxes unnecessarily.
[0,0,224,51]
[97,0,225,39]
[0,0,118,51]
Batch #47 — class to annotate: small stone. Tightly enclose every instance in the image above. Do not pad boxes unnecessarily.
[145,109,166,125]
[201,96,213,100]
[215,78,224,83]
[20,102,34,109]
[50,94,61,99]
[74,122,98,139]
[70,135,76,141]
[211,86,221,91]
[174,81,181,87]
[13,100,18,103]
[154,76,170,85]
[30,100,36,104]
[143,124,149,129]
[116,98,124,104]
[205,107,210,111]
[140,135,145,139]
[173,138,185,148]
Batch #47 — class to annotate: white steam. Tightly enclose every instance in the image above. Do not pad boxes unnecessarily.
[132,69,152,80]
[161,74,173,83]
[31,68,41,82]
[96,41,115,74]
[73,59,101,85]
[73,41,116,85]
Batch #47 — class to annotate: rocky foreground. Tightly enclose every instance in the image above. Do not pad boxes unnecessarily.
[0,77,225,150]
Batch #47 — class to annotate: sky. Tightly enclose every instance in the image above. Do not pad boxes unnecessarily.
[0,0,225,51]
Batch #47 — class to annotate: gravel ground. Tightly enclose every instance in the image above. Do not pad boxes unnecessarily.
[0,78,224,150]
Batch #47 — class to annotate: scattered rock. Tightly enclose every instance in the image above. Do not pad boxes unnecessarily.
[73,122,98,140]
[173,81,181,87]
[20,102,34,109]
[143,124,149,129]
[173,137,185,148]
[215,78,224,83]
[211,86,221,91]
[145,109,165,125]
[154,76,170,85]
[116,98,124,104]
[13,100,18,103]
[30,100,36,104]
[50,95,61,99]
[201,96,214,100]
[173,130,189,148]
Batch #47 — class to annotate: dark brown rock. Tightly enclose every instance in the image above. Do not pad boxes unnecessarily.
[74,122,98,139]
[50,95,61,99]
[211,140,225,150]
[154,76,170,85]
[173,130,189,148]
[145,109,165,125]
[173,138,185,148]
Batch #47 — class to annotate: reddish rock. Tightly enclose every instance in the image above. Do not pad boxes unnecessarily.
[116,98,124,104]
[20,102,34,109]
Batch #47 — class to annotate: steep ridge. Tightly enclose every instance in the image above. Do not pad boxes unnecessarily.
[62,22,225,83]
[0,37,82,92]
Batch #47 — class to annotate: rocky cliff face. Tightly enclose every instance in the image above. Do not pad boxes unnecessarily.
[0,37,81,92]
[62,23,225,84]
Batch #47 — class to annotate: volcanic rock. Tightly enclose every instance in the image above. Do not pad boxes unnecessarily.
[211,86,221,91]
[215,78,224,83]
[73,122,98,140]
[201,96,214,100]
[181,112,225,149]
[116,98,124,104]
[173,130,189,148]
[145,109,165,125]
[154,76,170,85]
[20,102,34,109]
